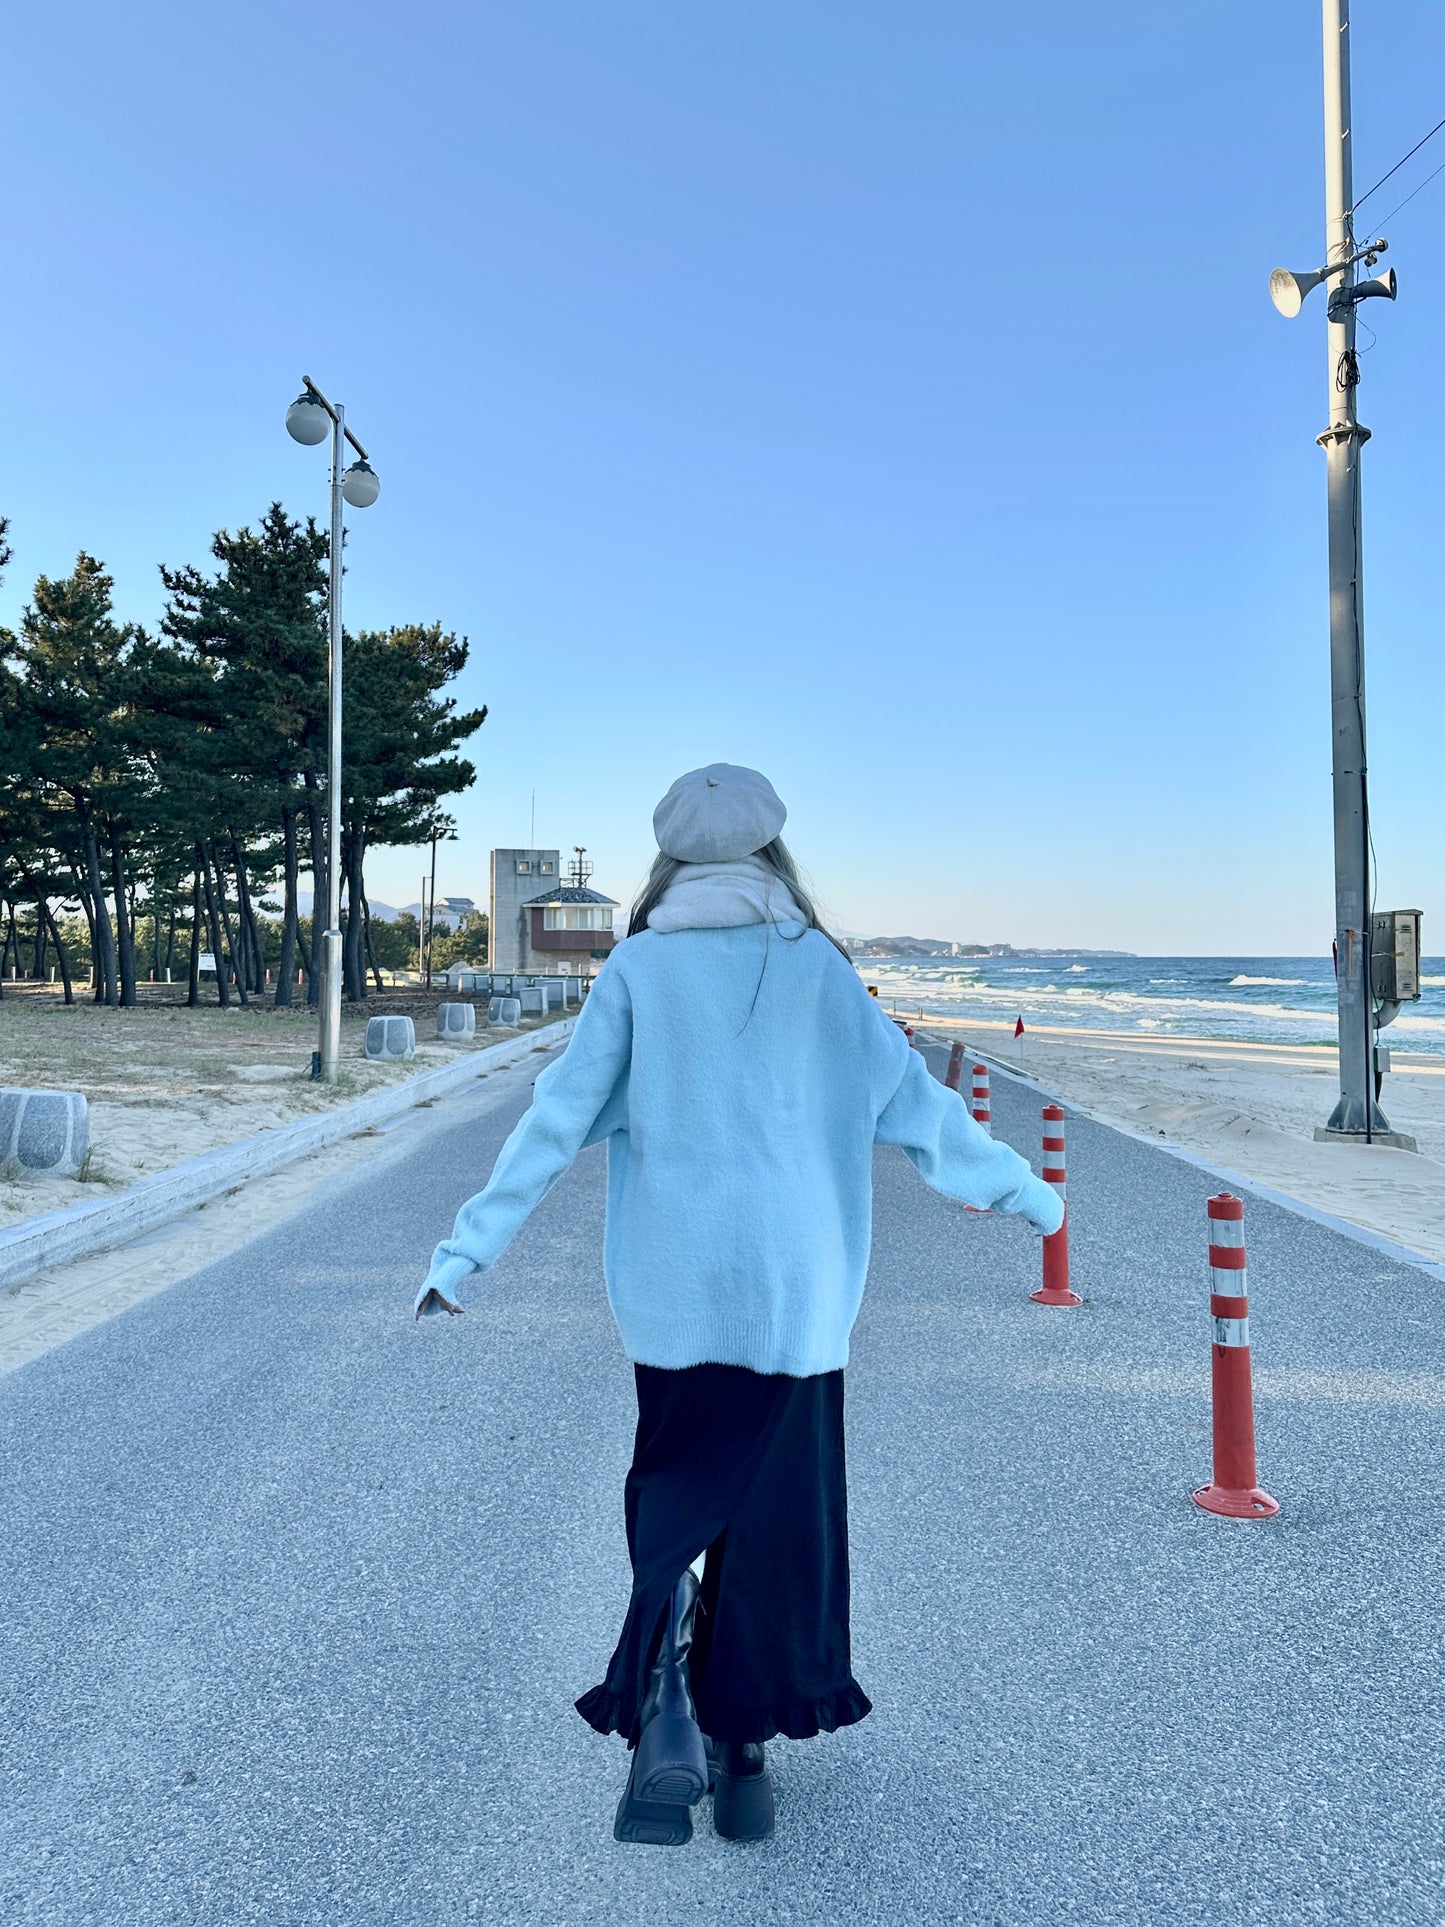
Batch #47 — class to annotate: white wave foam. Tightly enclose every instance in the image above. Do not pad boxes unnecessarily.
[1229,975,1307,987]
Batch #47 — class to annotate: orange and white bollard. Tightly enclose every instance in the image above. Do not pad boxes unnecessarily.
[971,1063,991,1134]
[1030,1104,1080,1306]
[1193,1194,1279,1518]
[944,1042,966,1091]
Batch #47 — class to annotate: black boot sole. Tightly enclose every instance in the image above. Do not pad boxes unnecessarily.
[613,1760,693,1847]
[704,1739,776,1841]
[713,1765,776,1841]
[632,1709,708,1806]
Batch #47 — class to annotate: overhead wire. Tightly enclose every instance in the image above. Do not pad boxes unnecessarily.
[1350,112,1445,216]
[1371,157,1445,231]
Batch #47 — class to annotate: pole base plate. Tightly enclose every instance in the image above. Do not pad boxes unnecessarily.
[1030,1286,1082,1307]
[1312,1127,1418,1152]
[1192,1483,1279,1518]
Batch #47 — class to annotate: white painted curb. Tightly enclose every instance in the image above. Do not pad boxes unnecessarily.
[0,1018,575,1290]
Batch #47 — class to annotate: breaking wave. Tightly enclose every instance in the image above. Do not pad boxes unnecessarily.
[861,953,1445,1053]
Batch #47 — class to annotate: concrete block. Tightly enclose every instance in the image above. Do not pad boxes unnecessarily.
[541,981,565,1010]
[365,1015,416,1061]
[454,971,487,994]
[0,1088,90,1178]
[488,996,521,1026]
[562,980,581,1005]
[519,987,546,1017]
[436,1002,477,1040]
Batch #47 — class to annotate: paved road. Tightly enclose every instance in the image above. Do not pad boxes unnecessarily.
[3,1040,1444,1925]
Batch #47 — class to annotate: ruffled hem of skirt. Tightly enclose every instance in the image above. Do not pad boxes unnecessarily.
[573,1676,873,1748]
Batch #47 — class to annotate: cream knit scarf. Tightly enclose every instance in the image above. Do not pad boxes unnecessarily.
[646,855,806,933]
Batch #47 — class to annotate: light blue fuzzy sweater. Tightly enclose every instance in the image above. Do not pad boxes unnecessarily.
[417,919,1063,1376]
[418,894,1063,1379]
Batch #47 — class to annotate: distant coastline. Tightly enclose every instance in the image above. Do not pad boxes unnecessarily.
[843,937,1136,960]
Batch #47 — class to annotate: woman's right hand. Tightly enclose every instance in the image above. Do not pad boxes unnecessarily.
[414,1281,465,1320]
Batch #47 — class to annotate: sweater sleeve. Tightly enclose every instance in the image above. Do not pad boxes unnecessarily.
[415,963,633,1312]
[873,1049,1065,1231]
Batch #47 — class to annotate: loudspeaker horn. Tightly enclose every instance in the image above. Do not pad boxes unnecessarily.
[1268,266,1328,318]
[1354,268,1397,303]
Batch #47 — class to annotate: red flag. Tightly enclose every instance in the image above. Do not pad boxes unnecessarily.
[1014,1016,1025,1039]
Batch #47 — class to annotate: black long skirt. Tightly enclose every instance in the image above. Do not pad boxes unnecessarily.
[574,1361,873,1748]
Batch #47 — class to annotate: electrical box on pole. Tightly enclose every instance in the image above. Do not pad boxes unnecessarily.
[1370,910,1423,1006]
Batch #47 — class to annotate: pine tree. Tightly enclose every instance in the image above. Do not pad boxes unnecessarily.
[159,504,329,1006]
[6,554,146,1005]
[338,624,487,1001]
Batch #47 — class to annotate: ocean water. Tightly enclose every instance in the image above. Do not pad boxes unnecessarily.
[861,954,1445,1057]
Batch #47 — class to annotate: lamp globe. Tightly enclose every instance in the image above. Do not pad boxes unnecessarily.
[341,459,381,508]
[285,392,331,446]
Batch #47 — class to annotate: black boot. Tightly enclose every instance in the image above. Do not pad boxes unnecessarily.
[707,1736,776,1842]
[613,1571,709,1846]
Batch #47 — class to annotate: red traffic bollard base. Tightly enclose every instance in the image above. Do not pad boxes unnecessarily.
[1193,1479,1280,1519]
[1031,1216,1081,1306]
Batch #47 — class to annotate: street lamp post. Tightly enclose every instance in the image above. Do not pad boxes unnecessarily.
[285,376,380,1082]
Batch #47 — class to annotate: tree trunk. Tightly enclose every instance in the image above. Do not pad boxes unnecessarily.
[33,896,48,978]
[363,892,385,994]
[67,858,99,1000]
[39,897,73,1005]
[79,808,117,1005]
[205,840,250,1007]
[230,835,264,995]
[108,823,137,1007]
[275,806,298,1007]
[211,851,252,1009]
[151,869,163,982]
[303,771,325,1008]
[199,845,231,1008]
[342,825,367,1002]
[165,893,178,979]
[187,861,203,1007]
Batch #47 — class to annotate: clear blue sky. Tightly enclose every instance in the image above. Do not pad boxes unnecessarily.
[4,2,1444,953]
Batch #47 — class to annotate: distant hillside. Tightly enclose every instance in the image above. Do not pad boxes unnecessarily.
[293,892,402,922]
[845,936,1135,959]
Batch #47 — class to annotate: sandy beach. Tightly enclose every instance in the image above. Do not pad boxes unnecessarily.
[910,1013,1445,1266]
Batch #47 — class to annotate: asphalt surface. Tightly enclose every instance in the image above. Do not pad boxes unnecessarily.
[3,1039,1444,1926]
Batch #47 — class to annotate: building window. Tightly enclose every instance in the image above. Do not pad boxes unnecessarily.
[542,907,615,932]
[516,860,530,874]
[540,861,555,873]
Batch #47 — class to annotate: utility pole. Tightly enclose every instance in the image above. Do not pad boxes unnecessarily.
[1317,0,1385,1140]
[1272,3,1403,1141]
